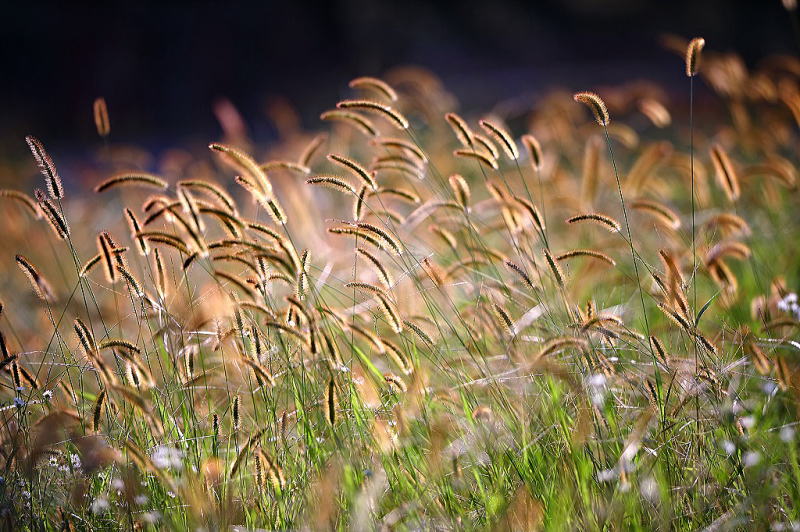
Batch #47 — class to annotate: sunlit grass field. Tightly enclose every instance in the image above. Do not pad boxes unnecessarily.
[1,37,800,530]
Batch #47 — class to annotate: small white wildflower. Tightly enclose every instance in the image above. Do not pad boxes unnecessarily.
[781,426,796,442]
[588,374,606,388]
[111,477,124,491]
[640,477,660,502]
[42,390,53,401]
[597,468,617,482]
[739,416,756,429]
[134,494,148,505]
[151,445,184,470]
[13,397,25,408]
[90,497,109,514]
[591,391,605,406]
[743,450,761,467]
[167,490,176,498]
[21,490,30,500]
[142,511,161,524]
[70,454,82,469]
[721,439,736,456]
[763,380,778,396]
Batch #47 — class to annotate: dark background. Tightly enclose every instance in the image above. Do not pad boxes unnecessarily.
[0,0,795,153]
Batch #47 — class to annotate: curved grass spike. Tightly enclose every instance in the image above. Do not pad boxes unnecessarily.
[536,337,588,359]
[298,133,328,167]
[371,137,428,163]
[685,37,706,77]
[566,212,621,232]
[492,302,515,337]
[521,134,543,171]
[25,136,63,199]
[79,254,103,277]
[328,153,378,191]
[453,148,498,170]
[709,144,741,201]
[446,174,470,210]
[505,259,535,290]
[445,112,475,147]
[306,176,357,196]
[512,196,545,233]
[178,180,237,213]
[631,199,681,229]
[383,339,412,375]
[473,133,500,161]
[355,222,403,255]
[98,338,141,354]
[209,143,273,197]
[356,247,393,288]
[93,389,107,432]
[95,173,168,193]
[402,320,434,347]
[479,119,519,160]
[573,92,610,126]
[326,377,338,426]
[297,250,310,301]
[556,249,616,267]
[543,249,566,288]
[0,190,41,219]
[124,209,149,256]
[98,232,119,283]
[320,110,378,136]
[649,336,670,368]
[349,76,398,102]
[16,254,53,302]
[93,98,111,138]
[336,99,409,129]
[34,189,69,239]
[265,197,288,225]
[372,187,420,204]
[260,160,311,175]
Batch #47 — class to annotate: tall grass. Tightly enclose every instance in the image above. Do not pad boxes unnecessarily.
[1,38,800,530]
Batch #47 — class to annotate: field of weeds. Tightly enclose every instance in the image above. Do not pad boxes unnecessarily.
[1,35,800,530]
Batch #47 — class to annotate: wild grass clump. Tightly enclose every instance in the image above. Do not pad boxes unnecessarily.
[2,37,800,530]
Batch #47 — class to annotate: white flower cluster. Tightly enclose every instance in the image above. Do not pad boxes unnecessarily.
[777,293,800,320]
[151,445,184,470]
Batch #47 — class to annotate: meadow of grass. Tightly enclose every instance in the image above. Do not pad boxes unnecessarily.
[1,37,800,530]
